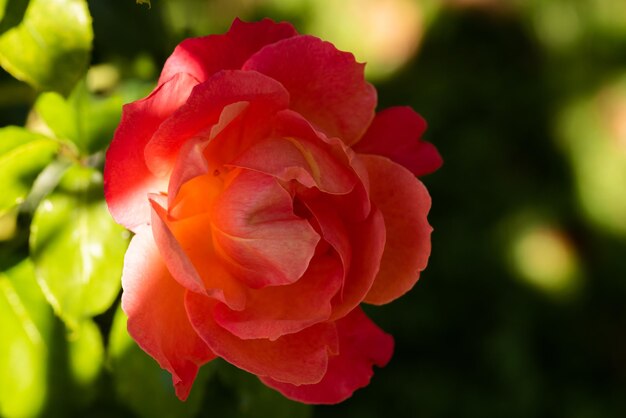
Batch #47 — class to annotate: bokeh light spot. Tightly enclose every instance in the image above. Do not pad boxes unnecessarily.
[511,225,580,295]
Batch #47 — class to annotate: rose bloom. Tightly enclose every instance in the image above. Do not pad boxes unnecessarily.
[104,18,442,404]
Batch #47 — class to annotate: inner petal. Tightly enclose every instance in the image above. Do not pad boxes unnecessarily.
[151,194,247,311]
[169,171,224,220]
[230,110,358,194]
[211,169,320,289]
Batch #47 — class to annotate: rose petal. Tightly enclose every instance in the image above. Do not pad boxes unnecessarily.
[104,72,198,231]
[185,294,339,385]
[166,136,210,207]
[328,145,372,222]
[359,154,433,305]
[354,107,442,177]
[301,195,352,284]
[121,226,216,400]
[149,196,207,295]
[145,70,290,177]
[330,207,386,320]
[211,170,320,289]
[150,193,247,311]
[214,253,342,341]
[159,18,298,85]
[243,35,376,145]
[260,308,393,404]
[231,112,357,194]
[168,171,222,220]
[200,101,263,169]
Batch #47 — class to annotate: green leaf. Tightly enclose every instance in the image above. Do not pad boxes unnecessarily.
[30,164,129,329]
[34,92,77,143]
[0,126,60,217]
[0,258,53,418]
[0,0,93,94]
[68,318,103,387]
[108,305,209,418]
[35,80,124,155]
[0,206,18,241]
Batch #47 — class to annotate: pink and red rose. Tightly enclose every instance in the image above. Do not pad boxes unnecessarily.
[104,18,441,404]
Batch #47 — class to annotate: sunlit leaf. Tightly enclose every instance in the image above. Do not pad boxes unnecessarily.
[0,258,53,418]
[108,305,209,418]
[34,92,77,144]
[30,164,129,329]
[77,92,124,154]
[0,0,93,94]
[0,126,59,217]
[35,81,124,155]
[0,206,18,241]
[68,318,103,387]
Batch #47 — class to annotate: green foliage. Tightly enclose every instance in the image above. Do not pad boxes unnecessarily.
[0,127,59,218]
[29,164,129,330]
[0,259,53,418]
[0,0,92,94]
[68,319,104,388]
[35,81,124,155]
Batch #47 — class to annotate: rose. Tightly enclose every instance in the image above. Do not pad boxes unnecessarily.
[104,18,442,404]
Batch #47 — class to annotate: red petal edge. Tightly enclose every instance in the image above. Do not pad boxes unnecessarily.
[360,154,433,305]
[145,70,290,177]
[159,18,298,85]
[121,225,216,400]
[186,293,339,385]
[354,106,442,177]
[104,72,198,232]
[260,307,394,404]
[243,35,376,145]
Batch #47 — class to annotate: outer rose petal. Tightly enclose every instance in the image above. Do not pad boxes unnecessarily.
[213,254,343,341]
[104,72,198,231]
[260,308,394,404]
[121,226,216,400]
[145,70,290,177]
[360,154,433,305]
[354,107,443,177]
[243,35,376,145]
[330,207,386,320]
[185,294,339,385]
[159,18,298,84]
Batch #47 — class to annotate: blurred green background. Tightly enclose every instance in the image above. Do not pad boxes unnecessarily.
[2,0,626,417]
